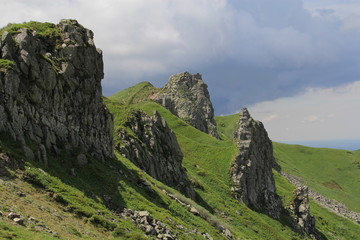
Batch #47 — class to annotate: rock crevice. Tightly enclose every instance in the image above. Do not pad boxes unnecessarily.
[231,108,282,218]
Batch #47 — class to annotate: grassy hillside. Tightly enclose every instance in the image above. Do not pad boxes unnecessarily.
[216,114,360,212]
[1,82,359,239]
[107,84,360,239]
[273,142,360,212]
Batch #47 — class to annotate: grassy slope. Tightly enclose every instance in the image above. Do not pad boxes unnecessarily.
[216,113,360,239]
[273,142,360,212]
[216,114,360,212]
[108,87,305,240]
[1,81,359,239]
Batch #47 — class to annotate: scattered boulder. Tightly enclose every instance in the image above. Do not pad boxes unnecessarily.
[116,110,195,199]
[7,212,20,219]
[189,207,199,216]
[231,108,282,219]
[154,72,219,138]
[13,217,24,225]
[202,232,214,240]
[119,208,177,240]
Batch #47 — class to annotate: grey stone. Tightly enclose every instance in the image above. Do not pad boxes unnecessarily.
[289,187,316,235]
[138,211,150,217]
[22,145,35,161]
[13,217,24,225]
[154,72,219,138]
[77,153,88,165]
[0,20,113,162]
[7,212,20,219]
[116,110,195,199]
[189,206,199,216]
[231,108,282,219]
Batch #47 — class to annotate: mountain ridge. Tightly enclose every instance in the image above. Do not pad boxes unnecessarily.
[0,20,359,240]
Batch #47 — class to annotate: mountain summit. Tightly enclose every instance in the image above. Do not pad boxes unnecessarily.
[154,72,219,139]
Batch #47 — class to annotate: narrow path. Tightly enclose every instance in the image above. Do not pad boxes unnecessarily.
[280,171,360,224]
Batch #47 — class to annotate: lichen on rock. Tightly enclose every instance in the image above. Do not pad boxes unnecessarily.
[0,19,113,161]
[154,72,219,139]
[231,108,282,218]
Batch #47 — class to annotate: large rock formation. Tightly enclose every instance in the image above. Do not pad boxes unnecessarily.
[289,187,317,237]
[116,110,195,199]
[0,20,113,161]
[231,108,282,218]
[154,72,219,139]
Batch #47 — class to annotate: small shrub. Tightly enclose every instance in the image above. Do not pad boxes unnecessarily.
[67,226,82,237]
[89,215,117,230]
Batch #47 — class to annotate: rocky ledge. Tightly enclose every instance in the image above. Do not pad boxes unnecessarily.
[0,19,113,161]
[231,108,282,218]
[153,72,219,139]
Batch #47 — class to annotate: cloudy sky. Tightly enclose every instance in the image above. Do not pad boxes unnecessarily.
[1,0,359,148]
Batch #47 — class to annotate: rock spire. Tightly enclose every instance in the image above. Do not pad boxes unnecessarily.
[116,110,195,199]
[231,108,282,218]
[289,187,317,237]
[154,72,219,139]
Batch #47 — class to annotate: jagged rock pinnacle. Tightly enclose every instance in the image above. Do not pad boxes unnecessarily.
[290,187,318,238]
[154,72,220,139]
[116,110,195,199]
[231,108,282,218]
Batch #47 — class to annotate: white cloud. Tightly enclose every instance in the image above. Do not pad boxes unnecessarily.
[1,0,360,119]
[249,81,360,141]
[263,114,279,123]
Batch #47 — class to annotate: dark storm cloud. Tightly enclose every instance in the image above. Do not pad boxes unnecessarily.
[1,0,360,115]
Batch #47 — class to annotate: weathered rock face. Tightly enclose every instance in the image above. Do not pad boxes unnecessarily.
[231,108,282,218]
[154,72,219,139]
[116,110,195,199]
[289,187,317,236]
[0,20,113,161]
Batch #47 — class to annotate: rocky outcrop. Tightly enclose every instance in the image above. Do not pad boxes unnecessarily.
[280,171,360,224]
[289,187,317,237]
[0,20,113,161]
[231,108,282,218]
[120,209,177,240]
[116,110,195,199]
[154,72,219,139]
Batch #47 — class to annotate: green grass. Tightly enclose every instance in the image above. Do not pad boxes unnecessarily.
[273,142,360,212]
[215,114,238,140]
[0,221,57,240]
[0,59,15,72]
[0,21,60,38]
[1,80,359,239]
[273,170,360,240]
[216,114,360,212]
[109,81,158,105]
